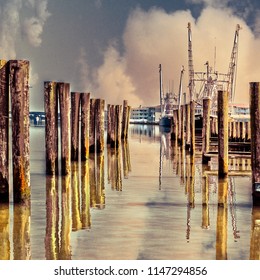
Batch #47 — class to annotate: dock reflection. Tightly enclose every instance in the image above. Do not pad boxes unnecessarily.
[0,204,10,260]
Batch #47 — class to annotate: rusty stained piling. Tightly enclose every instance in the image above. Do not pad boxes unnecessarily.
[0,60,9,203]
[10,60,30,205]
[218,90,229,178]
[71,92,81,161]
[44,81,59,175]
[57,82,71,175]
[250,82,260,203]
[95,99,105,153]
[115,105,123,147]
[202,97,211,164]
[81,92,90,161]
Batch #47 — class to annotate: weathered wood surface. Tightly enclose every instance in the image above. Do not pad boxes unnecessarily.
[95,99,105,153]
[44,81,59,175]
[218,90,228,178]
[0,60,9,202]
[250,82,260,203]
[81,92,90,160]
[57,82,71,175]
[71,92,81,161]
[89,98,96,153]
[10,60,30,205]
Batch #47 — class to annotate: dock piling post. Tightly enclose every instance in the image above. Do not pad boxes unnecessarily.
[71,92,81,161]
[81,92,90,161]
[218,90,229,178]
[202,97,211,164]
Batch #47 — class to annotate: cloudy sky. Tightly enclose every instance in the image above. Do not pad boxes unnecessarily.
[1,0,260,110]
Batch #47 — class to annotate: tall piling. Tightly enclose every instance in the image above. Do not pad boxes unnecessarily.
[107,104,112,144]
[57,82,71,175]
[71,92,81,161]
[10,60,30,205]
[115,105,123,148]
[185,103,190,150]
[0,60,9,203]
[121,100,128,140]
[250,82,260,203]
[190,101,196,155]
[81,92,90,161]
[95,99,105,153]
[202,97,211,164]
[89,98,96,153]
[44,81,59,175]
[218,90,229,178]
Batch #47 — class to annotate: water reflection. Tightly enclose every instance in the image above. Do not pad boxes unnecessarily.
[45,176,59,260]
[0,204,10,260]
[81,160,91,229]
[250,206,260,259]
[13,204,31,260]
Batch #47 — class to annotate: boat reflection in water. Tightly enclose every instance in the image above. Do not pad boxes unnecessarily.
[0,124,260,259]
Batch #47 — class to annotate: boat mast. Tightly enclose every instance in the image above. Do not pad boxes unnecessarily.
[178,66,185,110]
[159,64,163,115]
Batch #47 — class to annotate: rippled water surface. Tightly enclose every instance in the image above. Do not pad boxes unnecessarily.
[0,124,259,260]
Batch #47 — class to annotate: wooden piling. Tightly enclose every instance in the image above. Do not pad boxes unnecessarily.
[95,99,105,153]
[107,104,112,144]
[116,105,123,147]
[44,81,59,175]
[71,92,81,161]
[202,97,211,164]
[121,100,128,140]
[180,105,185,147]
[0,60,9,202]
[250,82,260,203]
[80,92,90,161]
[190,101,196,155]
[57,82,71,175]
[10,60,30,205]
[109,105,116,148]
[185,103,190,150]
[89,98,96,153]
[171,109,178,144]
[218,90,228,178]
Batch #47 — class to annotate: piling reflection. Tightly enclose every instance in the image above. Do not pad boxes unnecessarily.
[71,162,82,231]
[201,168,210,230]
[89,152,105,207]
[45,175,59,260]
[122,140,131,179]
[107,147,122,191]
[216,177,228,260]
[250,206,260,259]
[0,204,10,260]
[13,204,31,260]
[59,175,72,260]
[81,160,91,229]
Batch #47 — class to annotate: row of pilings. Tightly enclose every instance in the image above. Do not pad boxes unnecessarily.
[0,59,131,206]
[171,85,260,205]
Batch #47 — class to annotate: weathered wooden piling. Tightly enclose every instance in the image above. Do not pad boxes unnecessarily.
[0,60,9,203]
[190,101,196,155]
[171,109,178,144]
[121,100,128,140]
[81,92,90,161]
[185,103,190,150]
[71,92,81,161]
[109,105,116,147]
[250,82,260,203]
[57,82,71,175]
[95,99,105,153]
[180,105,185,147]
[89,98,96,153]
[107,104,112,144]
[10,60,30,205]
[110,105,122,148]
[44,81,59,175]
[202,97,211,164]
[218,90,229,178]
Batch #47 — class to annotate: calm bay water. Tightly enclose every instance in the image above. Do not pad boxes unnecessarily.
[0,124,259,260]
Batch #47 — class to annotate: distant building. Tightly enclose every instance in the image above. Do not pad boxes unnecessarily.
[130,105,161,124]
